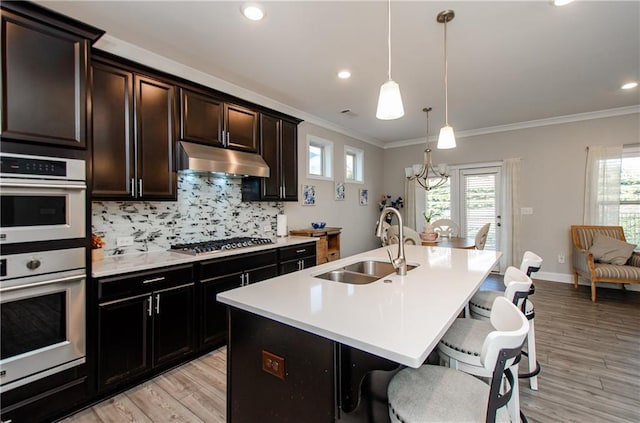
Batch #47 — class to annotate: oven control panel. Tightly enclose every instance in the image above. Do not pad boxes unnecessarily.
[0,155,67,177]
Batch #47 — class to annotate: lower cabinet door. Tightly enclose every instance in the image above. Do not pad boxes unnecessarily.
[201,272,243,347]
[98,293,151,390]
[245,264,278,284]
[153,283,195,367]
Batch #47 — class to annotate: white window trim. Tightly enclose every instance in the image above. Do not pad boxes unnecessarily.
[344,145,364,184]
[307,135,334,181]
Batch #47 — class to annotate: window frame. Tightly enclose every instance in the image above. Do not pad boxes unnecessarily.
[344,145,364,184]
[307,135,334,180]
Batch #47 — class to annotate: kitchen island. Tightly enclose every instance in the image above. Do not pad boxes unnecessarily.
[217,245,501,422]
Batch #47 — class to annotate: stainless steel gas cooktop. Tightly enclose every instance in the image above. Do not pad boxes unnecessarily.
[170,237,273,256]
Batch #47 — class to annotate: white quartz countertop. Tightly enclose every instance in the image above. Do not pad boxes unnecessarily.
[91,236,317,278]
[217,245,501,368]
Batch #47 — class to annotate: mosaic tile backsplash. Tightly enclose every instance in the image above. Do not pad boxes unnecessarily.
[92,174,282,256]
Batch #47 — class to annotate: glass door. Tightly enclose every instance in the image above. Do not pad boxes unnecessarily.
[458,167,502,252]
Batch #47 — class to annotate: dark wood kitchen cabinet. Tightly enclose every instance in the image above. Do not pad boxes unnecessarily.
[0,3,103,148]
[179,86,258,153]
[198,250,278,348]
[91,57,177,200]
[179,88,224,147]
[279,242,317,274]
[96,265,195,392]
[242,113,300,201]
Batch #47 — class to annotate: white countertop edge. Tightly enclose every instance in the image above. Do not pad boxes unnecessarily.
[91,236,318,278]
[219,295,427,368]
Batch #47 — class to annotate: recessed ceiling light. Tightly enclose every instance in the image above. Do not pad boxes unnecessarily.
[553,0,574,6]
[621,81,638,90]
[242,3,265,21]
[338,70,351,79]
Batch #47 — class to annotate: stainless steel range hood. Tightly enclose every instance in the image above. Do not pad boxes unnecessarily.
[177,141,269,178]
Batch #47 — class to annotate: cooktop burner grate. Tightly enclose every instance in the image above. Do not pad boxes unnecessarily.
[170,237,273,255]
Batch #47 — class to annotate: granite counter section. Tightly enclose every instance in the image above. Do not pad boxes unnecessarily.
[91,236,317,278]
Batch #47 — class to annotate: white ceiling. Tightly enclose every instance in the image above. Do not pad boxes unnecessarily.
[36,1,639,146]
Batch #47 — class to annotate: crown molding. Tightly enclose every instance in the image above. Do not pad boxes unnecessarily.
[94,34,384,148]
[384,105,640,150]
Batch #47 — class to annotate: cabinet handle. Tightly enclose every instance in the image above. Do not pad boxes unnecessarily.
[240,273,245,286]
[282,183,286,198]
[226,131,230,146]
[130,178,136,197]
[143,276,165,284]
[147,295,153,317]
[155,294,160,314]
[138,179,143,197]
[245,273,250,285]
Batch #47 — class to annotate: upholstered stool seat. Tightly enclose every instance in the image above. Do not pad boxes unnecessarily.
[438,318,493,368]
[388,365,510,423]
[469,290,501,318]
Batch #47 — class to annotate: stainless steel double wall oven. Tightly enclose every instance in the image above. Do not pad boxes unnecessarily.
[0,152,87,392]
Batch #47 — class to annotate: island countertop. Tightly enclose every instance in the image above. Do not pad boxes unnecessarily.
[217,245,501,368]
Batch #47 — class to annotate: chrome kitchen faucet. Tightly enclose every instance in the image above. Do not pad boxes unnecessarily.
[376,207,407,276]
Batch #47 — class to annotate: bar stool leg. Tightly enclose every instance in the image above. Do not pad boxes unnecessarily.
[527,319,538,390]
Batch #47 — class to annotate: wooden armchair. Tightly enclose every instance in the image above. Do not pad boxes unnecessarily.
[571,225,640,302]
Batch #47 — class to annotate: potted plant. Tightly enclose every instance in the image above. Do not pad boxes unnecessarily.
[421,211,438,241]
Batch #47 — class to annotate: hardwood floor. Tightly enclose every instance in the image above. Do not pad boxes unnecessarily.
[62,279,640,423]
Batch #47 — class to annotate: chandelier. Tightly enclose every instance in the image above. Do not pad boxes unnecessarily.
[406,107,449,191]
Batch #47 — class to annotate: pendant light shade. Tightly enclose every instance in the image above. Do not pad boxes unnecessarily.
[376,0,404,120]
[376,80,404,120]
[437,10,456,149]
[437,125,456,149]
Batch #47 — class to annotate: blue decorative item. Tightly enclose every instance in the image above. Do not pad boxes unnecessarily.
[311,222,327,229]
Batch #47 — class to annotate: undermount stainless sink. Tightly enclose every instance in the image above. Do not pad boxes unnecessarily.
[314,260,419,285]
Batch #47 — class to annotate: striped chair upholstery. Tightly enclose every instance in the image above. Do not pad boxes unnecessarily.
[571,225,640,302]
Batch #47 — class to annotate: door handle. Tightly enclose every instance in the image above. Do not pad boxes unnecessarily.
[130,178,136,197]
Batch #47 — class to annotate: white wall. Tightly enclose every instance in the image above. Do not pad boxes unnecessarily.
[284,122,385,257]
[382,113,640,281]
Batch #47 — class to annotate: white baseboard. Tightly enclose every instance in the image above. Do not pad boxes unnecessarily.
[535,271,640,292]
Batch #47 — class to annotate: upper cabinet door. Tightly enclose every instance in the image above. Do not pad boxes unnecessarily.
[260,114,281,200]
[91,62,135,198]
[280,119,298,201]
[1,10,89,148]
[224,103,258,153]
[135,75,177,200]
[179,88,223,147]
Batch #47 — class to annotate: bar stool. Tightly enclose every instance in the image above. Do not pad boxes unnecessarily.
[388,297,529,423]
[469,251,543,390]
[439,267,532,422]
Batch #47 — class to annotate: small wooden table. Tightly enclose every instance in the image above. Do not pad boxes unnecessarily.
[289,227,341,264]
[421,236,476,249]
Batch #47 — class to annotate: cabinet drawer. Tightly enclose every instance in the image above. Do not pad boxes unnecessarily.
[98,264,194,301]
[199,250,277,280]
[279,242,316,261]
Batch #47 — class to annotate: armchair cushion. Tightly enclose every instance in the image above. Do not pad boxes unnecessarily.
[589,233,636,265]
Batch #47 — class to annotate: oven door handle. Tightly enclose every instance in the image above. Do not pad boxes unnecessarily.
[0,274,84,293]
[0,182,87,190]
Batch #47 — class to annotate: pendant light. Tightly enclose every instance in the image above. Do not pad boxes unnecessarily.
[376,0,404,120]
[437,10,456,149]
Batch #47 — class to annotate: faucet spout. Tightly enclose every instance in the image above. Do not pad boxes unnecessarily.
[376,207,407,276]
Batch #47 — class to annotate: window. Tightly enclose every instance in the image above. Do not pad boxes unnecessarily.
[307,135,333,180]
[426,178,451,219]
[345,145,364,183]
[621,146,640,246]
